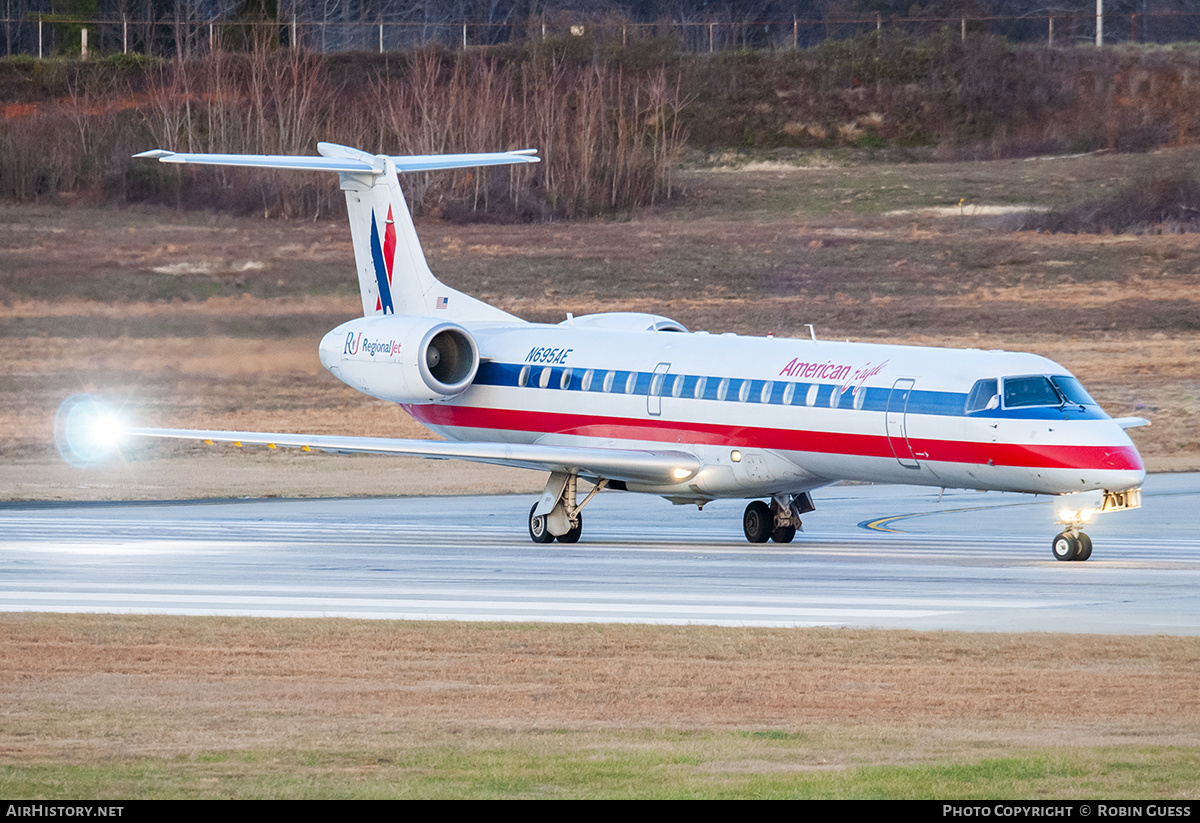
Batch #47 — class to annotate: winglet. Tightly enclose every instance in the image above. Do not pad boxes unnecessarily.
[132,149,175,159]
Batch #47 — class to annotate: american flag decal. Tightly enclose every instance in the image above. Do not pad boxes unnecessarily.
[436,296,449,310]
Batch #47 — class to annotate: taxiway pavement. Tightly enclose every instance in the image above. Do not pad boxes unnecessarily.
[2,473,1198,633]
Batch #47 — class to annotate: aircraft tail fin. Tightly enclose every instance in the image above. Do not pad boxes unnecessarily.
[135,144,539,322]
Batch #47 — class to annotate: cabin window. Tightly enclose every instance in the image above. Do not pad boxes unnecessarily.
[625,373,637,394]
[717,378,730,401]
[694,376,707,400]
[737,380,751,402]
[760,382,774,404]
[1003,376,1059,408]
[853,386,866,410]
[539,367,552,389]
[782,383,795,405]
[560,368,573,390]
[602,371,615,392]
[581,369,594,392]
[965,378,999,413]
[671,375,684,398]
[806,384,819,406]
[518,365,530,388]
[829,388,841,409]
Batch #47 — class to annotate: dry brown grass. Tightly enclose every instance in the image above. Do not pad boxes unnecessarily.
[3,613,1198,765]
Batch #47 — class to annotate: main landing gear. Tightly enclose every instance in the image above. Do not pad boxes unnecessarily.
[528,471,606,544]
[1051,528,1093,562]
[743,493,814,544]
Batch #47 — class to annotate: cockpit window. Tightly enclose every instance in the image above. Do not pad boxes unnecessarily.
[1003,376,1061,408]
[965,378,999,413]
[1049,375,1096,406]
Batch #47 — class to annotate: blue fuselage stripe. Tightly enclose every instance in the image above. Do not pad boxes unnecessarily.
[471,362,1109,421]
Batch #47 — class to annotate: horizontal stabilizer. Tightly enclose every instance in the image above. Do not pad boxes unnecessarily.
[1112,417,1151,430]
[124,427,698,485]
[133,146,540,174]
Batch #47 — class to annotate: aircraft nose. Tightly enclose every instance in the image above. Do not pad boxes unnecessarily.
[1099,421,1146,491]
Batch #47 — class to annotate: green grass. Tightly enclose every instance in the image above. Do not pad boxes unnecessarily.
[2,741,1196,799]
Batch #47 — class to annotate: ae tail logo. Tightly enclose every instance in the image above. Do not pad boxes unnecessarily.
[369,206,397,314]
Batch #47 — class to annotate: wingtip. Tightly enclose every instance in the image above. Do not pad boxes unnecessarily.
[132,149,175,160]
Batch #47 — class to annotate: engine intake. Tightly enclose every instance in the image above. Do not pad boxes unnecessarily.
[421,326,477,393]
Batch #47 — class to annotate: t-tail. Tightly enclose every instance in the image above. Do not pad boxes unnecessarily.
[134,143,538,323]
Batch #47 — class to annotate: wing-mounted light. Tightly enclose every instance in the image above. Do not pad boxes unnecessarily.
[54,394,129,466]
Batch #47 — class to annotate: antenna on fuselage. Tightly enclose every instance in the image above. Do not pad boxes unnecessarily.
[805,324,817,341]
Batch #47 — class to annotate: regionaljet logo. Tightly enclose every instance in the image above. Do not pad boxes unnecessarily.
[344,332,400,357]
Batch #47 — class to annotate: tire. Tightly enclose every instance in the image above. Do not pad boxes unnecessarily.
[1075,532,1093,561]
[743,501,772,543]
[1051,532,1078,561]
[771,525,796,544]
[557,515,583,544]
[528,503,555,544]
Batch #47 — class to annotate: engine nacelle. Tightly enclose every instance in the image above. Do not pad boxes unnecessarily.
[319,315,479,404]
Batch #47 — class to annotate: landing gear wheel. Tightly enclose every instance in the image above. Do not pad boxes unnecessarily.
[1051,532,1079,561]
[557,516,583,544]
[1075,532,1093,561]
[772,525,796,544]
[743,501,772,543]
[528,503,554,544]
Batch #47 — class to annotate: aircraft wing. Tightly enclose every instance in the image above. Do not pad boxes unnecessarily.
[1112,417,1151,430]
[123,427,699,485]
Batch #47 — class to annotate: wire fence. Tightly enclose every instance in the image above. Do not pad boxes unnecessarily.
[3,12,1200,60]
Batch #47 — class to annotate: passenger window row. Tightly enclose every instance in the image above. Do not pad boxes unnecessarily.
[515,365,859,409]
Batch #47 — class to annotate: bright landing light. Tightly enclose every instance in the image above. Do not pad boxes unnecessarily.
[1057,506,1096,525]
[54,394,129,466]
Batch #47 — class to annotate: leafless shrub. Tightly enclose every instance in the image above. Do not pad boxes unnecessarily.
[0,47,688,221]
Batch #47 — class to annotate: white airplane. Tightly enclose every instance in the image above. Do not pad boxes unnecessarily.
[78,143,1148,560]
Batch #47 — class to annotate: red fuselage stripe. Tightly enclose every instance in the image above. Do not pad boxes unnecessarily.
[405,404,1145,473]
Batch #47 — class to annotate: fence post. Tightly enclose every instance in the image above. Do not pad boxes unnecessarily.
[379,20,383,53]
[876,13,881,31]
[1048,16,1053,48]
[123,15,128,54]
[37,15,41,59]
[209,23,214,52]
[462,23,466,49]
[291,12,297,49]
[80,27,87,60]
[708,22,713,52]
[793,17,797,49]
[1130,13,1136,43]
[1096,0,1103,47]
[961,18,965,42]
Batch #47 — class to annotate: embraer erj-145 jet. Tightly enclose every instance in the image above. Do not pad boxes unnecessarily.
[76,143,1147,560]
